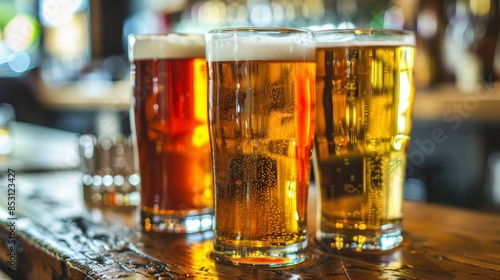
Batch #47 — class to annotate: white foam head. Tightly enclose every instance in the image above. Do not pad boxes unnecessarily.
[129,33,205,60]
[206,30,315,62]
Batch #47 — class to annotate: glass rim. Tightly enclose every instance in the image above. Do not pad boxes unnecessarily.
[207,27,314,35]
[128,32,204,41]
[313,28,415,47]
[206,27,316,62]
[313,28,414,36]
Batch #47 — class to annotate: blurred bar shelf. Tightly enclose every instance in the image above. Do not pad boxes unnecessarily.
[413,82,500,122]
[36,78,131,111]
[35,79,500,122]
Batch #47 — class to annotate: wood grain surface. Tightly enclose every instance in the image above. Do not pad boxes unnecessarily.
[1,171,500,279]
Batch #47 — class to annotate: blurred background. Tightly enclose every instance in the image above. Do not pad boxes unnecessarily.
[1,0,500,212]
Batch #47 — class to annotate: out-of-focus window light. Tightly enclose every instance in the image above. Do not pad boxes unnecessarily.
[4,14,39,51]
[39,0,84,27]
[469,0,490,18]
[226,2,248,27]
[0,8,40,77]
[174,0,228,33]
[198,0,227,26]
[272,2,285,25]
[123,9,163,37]
[303,0,325,23]
[384,5,405,29]
[308,23,336,31]
[145,0,187,15]
[250,3,273,26]
[145,1,414,39]
[284,2,296,23]
[445,1,480,50]
[417,9,438,39]
[38,0,89,85]
[8,50,31,73]
[174,0,336,32]
[338,21,356,29]
[43,13,88,60]
[338,0,357,16]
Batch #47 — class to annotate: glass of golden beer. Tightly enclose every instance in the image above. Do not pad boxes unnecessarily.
[128,33,213,233]
[313,29,415,252]
[206,28,316,266]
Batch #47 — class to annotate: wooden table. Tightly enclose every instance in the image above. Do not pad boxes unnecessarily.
[1,169,500,280]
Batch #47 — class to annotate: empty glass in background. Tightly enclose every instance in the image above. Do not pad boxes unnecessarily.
[206,28,316,266]
[78,134,140,207]
[128,33,213,233]
[313,29,415,252]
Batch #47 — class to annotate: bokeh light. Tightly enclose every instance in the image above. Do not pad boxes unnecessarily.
[4,13,40,51]
[40,0,84,27]
[0,12,40,76]
[8,50,30,73]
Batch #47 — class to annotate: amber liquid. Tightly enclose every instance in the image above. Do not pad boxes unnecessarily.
[131,58,213,230]
[314,45,415,251]
[209,60,315,260]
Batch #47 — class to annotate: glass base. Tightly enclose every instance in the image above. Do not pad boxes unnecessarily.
[316,228,403,252]
[212,239,307,267]
[83,180,140,207]
[141,209,213,233]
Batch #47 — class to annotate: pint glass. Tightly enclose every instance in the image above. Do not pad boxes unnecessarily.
[313,29,415,251]
[206,28,316,266]
[129,33,213,233]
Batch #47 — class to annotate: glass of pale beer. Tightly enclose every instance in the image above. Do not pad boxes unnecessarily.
[128,33,213,233]
[206,28,316,266]
[313,29,415,252]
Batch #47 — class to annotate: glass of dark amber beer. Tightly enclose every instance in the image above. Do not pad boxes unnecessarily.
[313,29,415,252]
[206,28,316,266]
[128,33,213,233]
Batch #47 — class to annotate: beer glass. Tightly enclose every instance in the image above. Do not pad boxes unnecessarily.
[206,28,316,266]
[313,29,415,252]
[129,33,213,233]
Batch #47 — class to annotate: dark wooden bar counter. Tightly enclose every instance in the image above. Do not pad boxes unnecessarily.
[1,169,500,280]
[1,122,500,279]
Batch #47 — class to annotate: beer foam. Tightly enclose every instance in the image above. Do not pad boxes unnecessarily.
[207,35,315,62]
[131,33,205,60]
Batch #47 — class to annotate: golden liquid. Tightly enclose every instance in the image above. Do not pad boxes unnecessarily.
[314,45,414,249]
[209,60,316,250]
